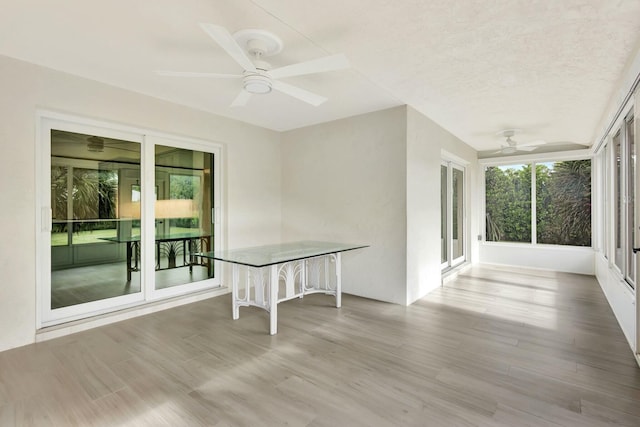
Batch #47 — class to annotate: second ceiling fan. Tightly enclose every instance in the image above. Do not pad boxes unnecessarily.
[156,23,350,107]
[494,129,547,154]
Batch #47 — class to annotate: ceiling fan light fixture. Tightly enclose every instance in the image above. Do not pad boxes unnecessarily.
[501,146,517,154]
[243,75,272,94]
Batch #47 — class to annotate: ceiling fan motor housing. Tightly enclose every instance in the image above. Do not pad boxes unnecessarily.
[243,74,272,94]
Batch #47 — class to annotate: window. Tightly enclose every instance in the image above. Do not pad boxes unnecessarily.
[440,165,447,264]
[615,131,623,270]
[608,112,635,288]
[485,160,591,246]
[485,164,531,243]
[626,115,635,286]
[602,143,610,260]
[536,160,591,246]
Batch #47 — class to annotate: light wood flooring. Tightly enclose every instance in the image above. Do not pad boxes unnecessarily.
[2,264,640,426]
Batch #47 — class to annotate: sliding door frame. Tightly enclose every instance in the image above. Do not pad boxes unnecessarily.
[441,159,466,270]
[36,110,224,328]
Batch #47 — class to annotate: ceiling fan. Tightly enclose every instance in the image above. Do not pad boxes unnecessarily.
[494,129,547,154]
[156,23,350,107]
[85,136,140,153]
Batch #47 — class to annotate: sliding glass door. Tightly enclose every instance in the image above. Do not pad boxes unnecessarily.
[39,116,221,326]
[153,142,216,294]
[441,161,465,270]
[45,125,145,321]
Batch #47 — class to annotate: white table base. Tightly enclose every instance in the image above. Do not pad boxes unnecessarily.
[231,253,342,334]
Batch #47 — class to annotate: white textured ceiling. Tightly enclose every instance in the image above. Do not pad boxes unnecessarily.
[1,0,639,152]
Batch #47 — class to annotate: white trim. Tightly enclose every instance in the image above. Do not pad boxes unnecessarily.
[441,149,470,166]
[479,149,592,166]
[531,164,537,245]
[142,134,155,303]
[35,113,44,330]
[447,163,453,265]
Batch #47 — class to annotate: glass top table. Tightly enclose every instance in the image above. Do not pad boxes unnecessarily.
[196,240,367,335]
[100,231,210,243]
[196,240,367,268]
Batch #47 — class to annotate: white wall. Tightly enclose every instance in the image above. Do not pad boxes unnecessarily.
[590,42,640,356]
[280,106,479,305]
[0,55,282,352]
[595,255,636,348]
[406,107,478,304]
[281,107,408,304]
[480,244,595,275]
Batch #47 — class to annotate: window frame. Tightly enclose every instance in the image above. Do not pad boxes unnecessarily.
[601,108,636,289]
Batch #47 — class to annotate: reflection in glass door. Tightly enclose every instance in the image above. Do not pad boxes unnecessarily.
[50,130,142,310]
[441,161,465,270]
[153,145,215,290]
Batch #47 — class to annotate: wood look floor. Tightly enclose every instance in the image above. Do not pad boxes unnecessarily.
[2,265,640,426]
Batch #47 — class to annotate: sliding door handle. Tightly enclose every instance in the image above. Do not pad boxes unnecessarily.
[633,247,640,254]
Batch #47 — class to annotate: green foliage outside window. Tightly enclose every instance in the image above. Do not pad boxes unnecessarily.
[169,174,200,229]
[536,160,591,246]
[485,164,532,243]
[485,160,591,246]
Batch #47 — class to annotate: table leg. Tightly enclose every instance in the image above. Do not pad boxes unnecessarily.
[232,264,240,320]
[156,241,160,270]
[126,242,132,282]
[184,239,189,273]
[335,252,342,308]
[269,264,278,335]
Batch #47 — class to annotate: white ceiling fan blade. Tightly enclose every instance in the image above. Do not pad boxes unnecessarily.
[518,139,547,147]
[517,146,538,152]
[155,70,241,78]
[230,90,252,107]
[269,53,349,79]
[199,23,257,72]
[271,80,327,106]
